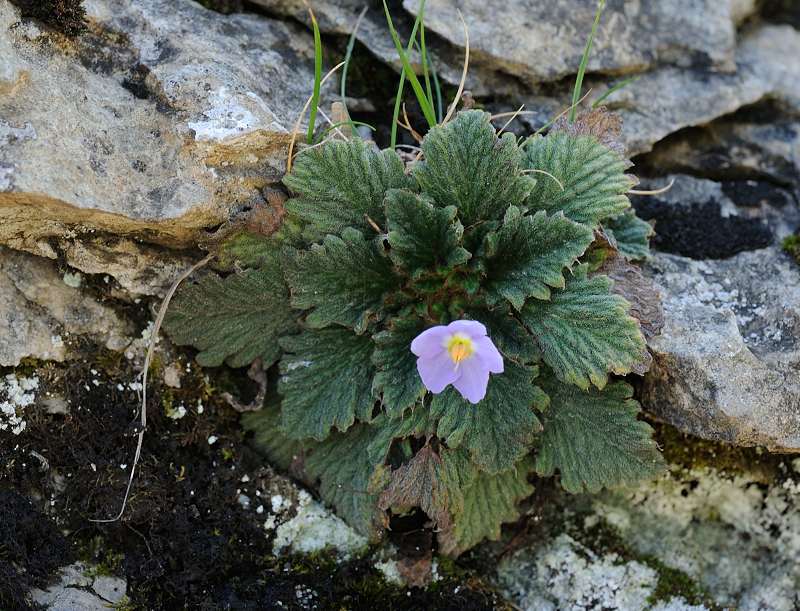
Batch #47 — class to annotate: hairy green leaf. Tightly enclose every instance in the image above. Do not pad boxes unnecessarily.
[430,362,545,474]
[165,264,296,368]
[386,190,471,274]
[521,266,647,390]
[279,329,375,441]
[214,231,279,271]
[466,305,541,364]
[372,316,427,418]
[305,423,385,539]
[241,399,306,472]
[414,110,535,226]
[284,138,410,239]
[523,132,634,227]
[440,457,534,556]
[604,210,653,260]
[285,228,399,333]
[366,409,435,465]
[483,206,594,309]
[535,375,665,493]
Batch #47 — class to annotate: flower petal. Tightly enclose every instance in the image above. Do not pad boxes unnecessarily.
[475,336,504,374]
[411,325,451,358]
[417,351,460,393]
[447,319,487,339]
[451,357,491,404]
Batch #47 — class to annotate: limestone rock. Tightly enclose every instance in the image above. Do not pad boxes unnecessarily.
[611,24,800,155]
[0,0,318,254]
[251,0,521,97]
[497,533,667,611]
[497,461,800,611]
[405,0,749,85]
[641,115,800,197]
[642,248,800,451]
[59,237,196,297]
[30,562,128,610]
[0,248,131,366]
[595,464,800,611]
[516,24,800,156]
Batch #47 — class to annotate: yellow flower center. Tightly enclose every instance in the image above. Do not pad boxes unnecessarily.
[446,333,475,365]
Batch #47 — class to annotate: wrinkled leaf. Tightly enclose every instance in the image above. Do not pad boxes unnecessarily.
[165,262,296,368]
[604,210,654,261]
[285,228,399,333]
[366,409,435,465]
[439,457,534,556]
[372,316,427,418]
[483,206,594,309]
[535,375,665,493]
[521,265,648,390]
[241,398,307,473]
[465,305,541,364]
[279,329,375,441]
[379,445,454,532]
[414,110,535,226]
[284,138,410,239]
[305,423,385,539]
[523,131,634,227]
[429,362,545,474]
[386,189,471,274]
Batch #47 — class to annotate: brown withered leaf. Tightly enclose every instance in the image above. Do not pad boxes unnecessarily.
[378,445,453,533]
[396,553,434,588]
[595,253,664,341]
[551,106,625,156]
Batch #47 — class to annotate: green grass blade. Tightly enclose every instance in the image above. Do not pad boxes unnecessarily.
[430,55,443,122]
[340,6,368,103]
[570,0,605,123]
[389,4,425,149]
[419,21,435,112]
[390,71,408,150]
[383,0,437,128]
[592,75,639,108]
[306,11,323,144]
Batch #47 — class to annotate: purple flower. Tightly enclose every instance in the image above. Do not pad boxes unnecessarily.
[410,320,504,404]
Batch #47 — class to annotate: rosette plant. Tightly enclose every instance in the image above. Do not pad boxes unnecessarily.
[164,108,665,555]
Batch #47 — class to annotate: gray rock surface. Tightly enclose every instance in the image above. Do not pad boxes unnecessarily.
[0,0,317,254]
[497,459,800,611]
[60,237,196,297]
[643,117,800,196]
[252,0,521,97]
[613,24,800,155]
[515,24,800,155]
[30,563,127,610]
[643,248,800,451]
[0,248,131,366]
[405,0,749,84]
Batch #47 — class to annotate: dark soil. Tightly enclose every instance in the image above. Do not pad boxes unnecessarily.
[0,350,506,610]
[8,0,87,37]
[0,488,75,611]
[632,197,773,259]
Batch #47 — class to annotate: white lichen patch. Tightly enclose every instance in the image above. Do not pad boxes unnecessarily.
[187,87,260,141]
[62,271,82,288]
[0,374,39,435]
[375,559,404,586]
[594,465,800,611]
[272,490,367,559]
[165,403,187,420]
[498,533,671,611]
